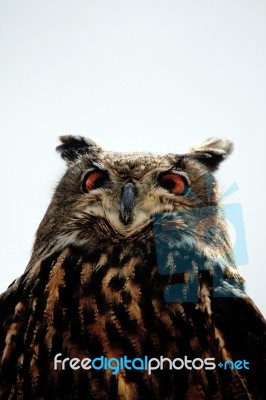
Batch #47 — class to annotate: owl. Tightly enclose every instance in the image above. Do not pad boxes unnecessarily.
[0,136,265,400]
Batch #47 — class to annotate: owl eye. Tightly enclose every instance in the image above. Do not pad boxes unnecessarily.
[158,173,187,195]
[82,169,108,193]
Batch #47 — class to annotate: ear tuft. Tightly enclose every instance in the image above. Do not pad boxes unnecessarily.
[56,135,102,164]
[188,137,234,171]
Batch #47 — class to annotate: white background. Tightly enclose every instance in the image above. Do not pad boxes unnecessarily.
[0,0,265,316]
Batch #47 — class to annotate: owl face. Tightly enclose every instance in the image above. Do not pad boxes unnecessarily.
[42,136,233,252]
[60,153,209,235]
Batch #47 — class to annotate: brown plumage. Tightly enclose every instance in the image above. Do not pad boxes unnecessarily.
[0,136,265,399]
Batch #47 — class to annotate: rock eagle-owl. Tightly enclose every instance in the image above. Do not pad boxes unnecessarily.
[0,136,265,399]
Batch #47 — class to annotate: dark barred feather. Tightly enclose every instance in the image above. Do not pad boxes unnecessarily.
[0,241,265,399]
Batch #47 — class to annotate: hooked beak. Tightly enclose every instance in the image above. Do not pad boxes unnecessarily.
[120,182,135,225]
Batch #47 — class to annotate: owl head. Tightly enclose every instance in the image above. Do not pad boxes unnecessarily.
[32,136,233,260]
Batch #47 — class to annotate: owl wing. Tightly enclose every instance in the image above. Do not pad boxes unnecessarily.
[209,294,266,398]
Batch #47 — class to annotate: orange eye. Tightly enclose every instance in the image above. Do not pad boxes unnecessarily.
[159,173,187,195]
[83,170,107,192]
